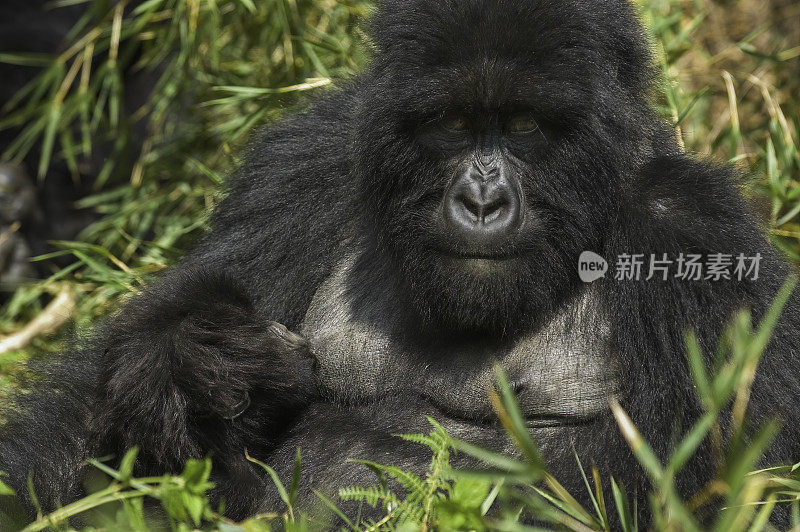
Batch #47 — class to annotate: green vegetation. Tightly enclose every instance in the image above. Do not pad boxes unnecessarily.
[0,0,798,529]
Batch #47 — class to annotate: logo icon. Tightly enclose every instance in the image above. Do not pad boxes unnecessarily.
[579,251,608,283]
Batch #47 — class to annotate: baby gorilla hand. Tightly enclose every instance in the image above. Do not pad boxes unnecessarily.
[212,322,313,419]
[173,317,315,421]
[93,268,317,473]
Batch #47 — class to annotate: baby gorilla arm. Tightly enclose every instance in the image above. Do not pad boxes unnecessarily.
[92,268,318,474]
[0,267,318,520]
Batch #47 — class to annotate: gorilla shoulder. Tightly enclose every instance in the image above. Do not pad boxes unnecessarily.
[621,155,766,254]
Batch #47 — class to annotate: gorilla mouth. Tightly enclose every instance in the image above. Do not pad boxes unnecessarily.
[438,249,523,265]
[443,250,516,260]
[429,233,526,261]
[438,252,523,276]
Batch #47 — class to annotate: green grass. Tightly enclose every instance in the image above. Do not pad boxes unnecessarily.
[639,0,800,259]
[0,0,798,529]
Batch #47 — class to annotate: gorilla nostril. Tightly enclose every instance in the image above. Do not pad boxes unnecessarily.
[459,194,482,221]
[482,197,507,223]
[448,187,518,231]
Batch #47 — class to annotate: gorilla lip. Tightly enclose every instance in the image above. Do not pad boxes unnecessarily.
[441,251,517,261]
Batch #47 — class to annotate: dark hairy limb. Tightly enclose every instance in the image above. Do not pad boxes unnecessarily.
[92,267,317,472]
[0,267,318,520]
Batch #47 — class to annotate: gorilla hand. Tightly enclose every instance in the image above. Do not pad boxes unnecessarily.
[92,268,317,474]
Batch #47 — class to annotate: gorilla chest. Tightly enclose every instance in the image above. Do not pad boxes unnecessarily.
[300,256,618,422]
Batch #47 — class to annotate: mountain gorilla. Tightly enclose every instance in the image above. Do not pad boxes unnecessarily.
[2,0,800,526]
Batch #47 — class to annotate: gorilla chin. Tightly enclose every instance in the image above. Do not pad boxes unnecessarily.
[444,256,520,274]
[399,243,565,337]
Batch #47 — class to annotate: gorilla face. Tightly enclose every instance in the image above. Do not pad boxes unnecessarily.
[354,0,653,334]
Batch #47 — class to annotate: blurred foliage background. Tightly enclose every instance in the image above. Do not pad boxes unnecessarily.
[0,0,797,393]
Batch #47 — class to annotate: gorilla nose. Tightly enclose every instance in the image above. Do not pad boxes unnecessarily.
[444,167,522,236]
[456,189,509,224]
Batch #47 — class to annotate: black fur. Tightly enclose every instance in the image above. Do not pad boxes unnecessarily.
[2,0,799,527]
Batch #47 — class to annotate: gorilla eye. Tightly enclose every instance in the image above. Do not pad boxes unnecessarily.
[440,115,469,132]
[508,114,539,133]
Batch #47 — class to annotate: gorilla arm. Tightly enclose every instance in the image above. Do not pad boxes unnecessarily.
[92,269,317,471]
[0,269,319,523]
[605,153,800,505]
